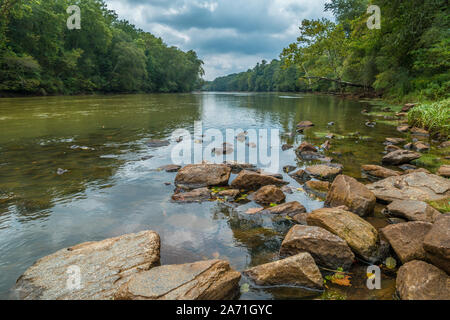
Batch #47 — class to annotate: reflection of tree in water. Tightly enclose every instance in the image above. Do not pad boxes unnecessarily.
[211,204,294,268]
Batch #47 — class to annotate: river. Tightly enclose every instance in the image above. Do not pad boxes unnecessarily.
[0,92,404,299]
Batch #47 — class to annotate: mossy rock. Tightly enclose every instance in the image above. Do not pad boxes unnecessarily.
[427,198,450,213]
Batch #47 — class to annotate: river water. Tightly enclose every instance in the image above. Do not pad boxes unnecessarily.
[0,92,404,299]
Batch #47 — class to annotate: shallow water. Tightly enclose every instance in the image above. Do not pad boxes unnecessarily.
[0,92,404,300]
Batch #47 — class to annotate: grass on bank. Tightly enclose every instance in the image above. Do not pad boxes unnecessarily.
[408,99,450,138]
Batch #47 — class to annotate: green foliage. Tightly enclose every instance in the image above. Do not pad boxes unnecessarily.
[0,0,203,95]
[408,99,450,137]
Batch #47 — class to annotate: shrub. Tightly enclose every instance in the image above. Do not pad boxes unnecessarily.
[408,99,450,138]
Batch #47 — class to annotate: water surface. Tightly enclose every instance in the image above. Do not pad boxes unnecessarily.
[0,92,403,299]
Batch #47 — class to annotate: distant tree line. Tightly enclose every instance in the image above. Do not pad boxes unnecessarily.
[206,0,449,101]
[0,0,204,95]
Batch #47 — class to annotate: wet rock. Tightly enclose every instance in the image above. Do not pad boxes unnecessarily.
[244,253,323,290]
[297,142,317,153]
[146,139,170,148]
[231,170,288,191]
[423,215,450,274]
[307,208,381,262]
[397,125,410,133]
[217,189,240,200]
[398,164,417,171]
[172,188,212,203]
[115,260,241,300]
[325,175,376,217]
[263,201,306,217]
[382,150,421,165]
[361,165,401,181]
[367,172,450,203]
[283,165,297,174]
[439,141,450,149]
[380,222,432,264]
[175,164,231,190]
[289,169,311,184]
[13,231,161,300]
[385,145,402,153]
[321,140,331,150]
[282,144,293,151]
[401,103,417,112]
[410,127,429,137]
[280,225,355,270]
[305,165,343,181]
[305,180,330,199]
[413,142,430,152]
[281,186,294,194]
[297,121,315,129]
[224,161,257,174]
[141,155,154,161]
[159,164,182,172]
[396,260,450,300]
[385,138,406,146]
[437,165,450,178]
[296,150,327,161]
[384,200,441,223]
[252,185,286,205]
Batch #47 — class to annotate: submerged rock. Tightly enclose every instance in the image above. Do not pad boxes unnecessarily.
[146,139,170,148]
[361,165,401,181]
[367,172,450,203]
[383,200,441,223]
[263,201,306,217]
[325,175,376,217]
[252,185,286,205]
[175,164,231,190]
[382,150,421,165]
[224,162,257,174]
[280,225,355,270]
[172,188,212,203]
[380,222,432,264]
[290,169,311,184]
[396,260,450,300]
[423,214,450,274]
[115,260,241,300]
[307,208,381,262]
[13,231,161,300]
[244,253,323,290]
[231,170,288,191]
[296,150,328,161]
[306,164,343,181]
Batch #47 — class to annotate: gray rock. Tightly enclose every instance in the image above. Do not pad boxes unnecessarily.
[13,231,161,300]
[175,164,231,190]
[384,200,441,223]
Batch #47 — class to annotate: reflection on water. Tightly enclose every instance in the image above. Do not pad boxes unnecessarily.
[0,93,400,299]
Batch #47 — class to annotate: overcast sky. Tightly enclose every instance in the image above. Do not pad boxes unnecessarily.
[105,0,332,80]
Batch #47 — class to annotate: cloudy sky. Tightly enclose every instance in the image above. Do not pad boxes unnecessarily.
[105,0,332,80]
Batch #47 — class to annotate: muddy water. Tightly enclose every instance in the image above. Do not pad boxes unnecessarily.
[0,92,413,299]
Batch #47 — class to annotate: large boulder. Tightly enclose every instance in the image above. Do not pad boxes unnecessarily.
[263,201,306,217]
[231,170,288,191]
[384,200,441,223]
[423,215,450,274]
[325,175,376,217]
[382,150,421,165]
[396,260,450,300]
[361,165,401,181]
[367,172,450,203]
[305,165,343,181]
[13,231,161,300]
[243,253,323,290]
[175,164,231,190]
[280,225,355,270]
[115,260,241,300]
[252,185,286,205]
[172,188,212,203]
[307,208,381,262]
[380,222,432,264]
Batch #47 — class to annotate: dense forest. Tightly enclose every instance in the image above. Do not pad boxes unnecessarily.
[205,0,449,102]
[0,0,204,95]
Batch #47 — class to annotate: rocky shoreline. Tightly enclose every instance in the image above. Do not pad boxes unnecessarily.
[12,103,450,300]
